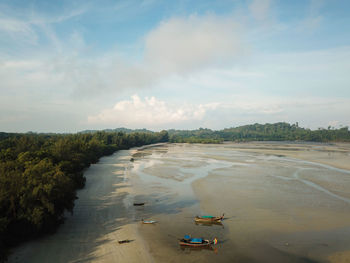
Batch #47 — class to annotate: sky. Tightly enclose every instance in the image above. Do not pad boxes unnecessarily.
[0,0,350,132]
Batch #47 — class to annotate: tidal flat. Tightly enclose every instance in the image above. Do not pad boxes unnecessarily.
[9,142,350,263]
[131,142,350,263]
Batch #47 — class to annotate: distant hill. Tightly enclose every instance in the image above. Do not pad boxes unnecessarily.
[79,127,154,134]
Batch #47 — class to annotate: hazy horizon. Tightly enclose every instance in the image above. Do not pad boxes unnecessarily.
[2,121,348,135]
[1,0,350,133]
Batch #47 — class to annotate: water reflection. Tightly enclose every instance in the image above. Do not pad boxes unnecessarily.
[180,245,218,254]
[195,221,224,228]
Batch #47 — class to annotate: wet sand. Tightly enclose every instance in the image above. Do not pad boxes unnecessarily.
[8,142,350,263]
[224,141,350,171]
[130,142,350,263]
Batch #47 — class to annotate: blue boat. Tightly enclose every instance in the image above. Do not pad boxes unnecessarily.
[179,235,217,247]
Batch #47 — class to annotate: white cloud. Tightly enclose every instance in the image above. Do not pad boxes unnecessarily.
[87,95,219,129]
[86,94,350,130]
[144,14,245,75]
[0,12,249,102]
[68,14,247,96]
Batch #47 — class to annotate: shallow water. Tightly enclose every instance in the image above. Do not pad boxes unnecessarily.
[129,143,350,263]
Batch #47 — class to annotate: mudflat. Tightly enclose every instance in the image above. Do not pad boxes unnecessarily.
[132,142,350,263]
[8,142,350,263]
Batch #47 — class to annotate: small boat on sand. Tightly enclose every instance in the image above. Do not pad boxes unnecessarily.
[118,239,133,244]
[179,235,218,247]
[194,214,224,223]
[142,219,157,224]
[133,202,145,206]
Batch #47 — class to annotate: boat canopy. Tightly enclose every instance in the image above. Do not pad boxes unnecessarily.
[201,215,214,218]
[190,238,203,243]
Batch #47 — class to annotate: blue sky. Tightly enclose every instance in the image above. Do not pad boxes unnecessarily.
[0,0,349,132]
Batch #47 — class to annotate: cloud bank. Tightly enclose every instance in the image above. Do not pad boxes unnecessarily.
[87,95,350,130]
[87,95,219,129]
[144,14,244,75]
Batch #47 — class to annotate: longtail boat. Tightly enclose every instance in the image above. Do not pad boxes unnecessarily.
[194,213,224,223]
[142,219,157,224]
[133,202,145,206]
[179,235,218,247]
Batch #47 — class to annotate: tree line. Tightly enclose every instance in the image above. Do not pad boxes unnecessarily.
[169,122,350,143]
[0,130,168,260]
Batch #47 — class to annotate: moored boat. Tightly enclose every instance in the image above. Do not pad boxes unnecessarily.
[142,219,157,224]
[179,235,217,247]
[194,213,224,223]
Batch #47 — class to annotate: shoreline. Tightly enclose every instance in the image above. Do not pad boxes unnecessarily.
[8,148,154,263]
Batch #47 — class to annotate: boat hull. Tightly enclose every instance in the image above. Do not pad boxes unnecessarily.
[142,220,156,224]
[194,218,222,223]
[133,202,145,206]
[179,239,212,247]
[194,215,224,223]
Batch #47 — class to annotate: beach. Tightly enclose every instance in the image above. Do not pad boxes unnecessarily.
[8,142,350,263]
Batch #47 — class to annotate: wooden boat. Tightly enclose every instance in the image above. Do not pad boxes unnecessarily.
[194,214,224,223]
[142,219,157,224]
[118,239,133,244]
[179,235,217,247]
[133,202,145,206]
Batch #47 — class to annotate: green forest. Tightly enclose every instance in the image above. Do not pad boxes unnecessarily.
[169,122,350,143]
[0,130,168,260]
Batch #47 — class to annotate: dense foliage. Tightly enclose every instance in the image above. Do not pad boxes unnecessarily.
[169,122,350,143]
[0,130,168,260]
